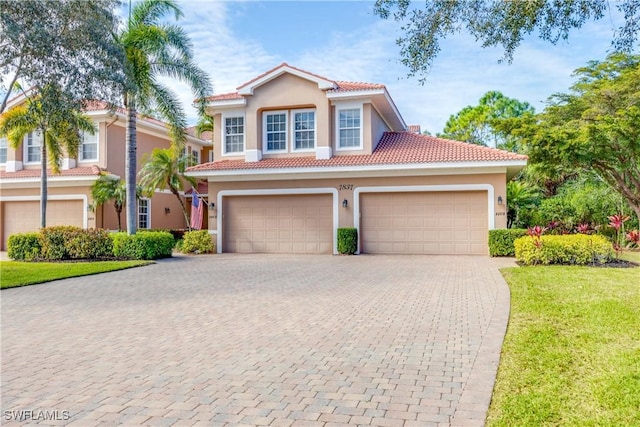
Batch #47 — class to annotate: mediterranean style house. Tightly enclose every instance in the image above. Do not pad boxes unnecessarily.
[0,96,211,250]
[186,63,527,255]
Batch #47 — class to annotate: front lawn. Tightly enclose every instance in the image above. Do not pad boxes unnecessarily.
[487,252,640,426]
[0,260,152,289]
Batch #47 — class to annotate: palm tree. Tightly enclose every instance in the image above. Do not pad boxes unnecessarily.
[117,0,211,235]
[194,114,214,139]
[91,174,128,231]
[138,148,196,228]
[0,86,95,228]
[506,181,540,228]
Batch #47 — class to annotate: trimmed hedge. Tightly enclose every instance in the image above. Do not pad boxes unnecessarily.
[181,230,214,254]
[488,228,528,257]
[7,233,42,261]
[40,226,83,260]
[67,229,113,259]
[111,231,175,260]
[514,234,613,266]
[337,227,358,255]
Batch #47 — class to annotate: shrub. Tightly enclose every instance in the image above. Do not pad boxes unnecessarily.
[488,229,528,257]
[180,230,214,254]
[337,228,358,255]
[67,229,113,259]
[39,226,84,260]
[514,234,613,266]
[111,231,175,260]
[7,233,42,261]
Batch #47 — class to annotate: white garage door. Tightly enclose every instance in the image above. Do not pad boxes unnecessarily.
[360,191,488,255]
[223,194,333,254]
[1,200,84,250]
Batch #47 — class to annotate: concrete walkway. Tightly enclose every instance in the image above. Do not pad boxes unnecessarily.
[1,255,514,426]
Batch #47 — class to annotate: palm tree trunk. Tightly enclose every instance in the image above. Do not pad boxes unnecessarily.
[40,130,47,229]
[125,95,137,235]
[171,187,191,230]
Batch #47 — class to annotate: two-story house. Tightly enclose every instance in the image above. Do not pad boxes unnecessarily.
[186,63,527,255]
[0,96,211,250]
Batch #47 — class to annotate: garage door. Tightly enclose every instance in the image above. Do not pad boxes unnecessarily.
[1,200,84,250]
[223,194,333,253]
[360,191,488,255]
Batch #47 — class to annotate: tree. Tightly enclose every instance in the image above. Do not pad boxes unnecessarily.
[116,0,211,236]
[194,114,214,139]
[506,181,539,228]
[138,148,197,229]
[91,175,128,231]
[373,0,639,82]
[438,91,534,149]
[0,0,123,113]
[525,53,640,223]
[0,85,95,228]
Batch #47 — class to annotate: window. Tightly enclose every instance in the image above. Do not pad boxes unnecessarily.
[79,131,98,161]
[264,112,287,152]
[191,149,200,164]
[224,116,244,154]
[293,110,315,150]
[138,199,150,229]
[338,108,361,149]
[0,137,7,164]
[25,131,42,163]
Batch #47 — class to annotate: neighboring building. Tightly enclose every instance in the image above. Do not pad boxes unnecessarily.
[0,97,210,250]
[186,63,527,255]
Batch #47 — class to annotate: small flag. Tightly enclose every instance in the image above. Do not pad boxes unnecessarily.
[190,193,203,230]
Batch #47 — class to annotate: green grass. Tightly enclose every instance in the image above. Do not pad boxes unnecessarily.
[0,260,152,289]
[487,251,640,426]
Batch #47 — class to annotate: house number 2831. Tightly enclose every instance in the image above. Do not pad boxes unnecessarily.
[339,184,354,191]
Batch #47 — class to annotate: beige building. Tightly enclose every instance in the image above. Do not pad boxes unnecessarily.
[186,63,527,255]
[0,97,211,250]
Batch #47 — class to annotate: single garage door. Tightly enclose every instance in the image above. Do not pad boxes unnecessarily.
[223,194,333,254]
[360,191,488,255]
[1,200,84,250]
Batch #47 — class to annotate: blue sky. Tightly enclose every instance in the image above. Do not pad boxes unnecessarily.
[167,0,621,134]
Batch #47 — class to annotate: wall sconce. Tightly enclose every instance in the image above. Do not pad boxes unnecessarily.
[342,199,348,208]
[208,202,215,210]
[164,207,171,214]
[497,196,503,205]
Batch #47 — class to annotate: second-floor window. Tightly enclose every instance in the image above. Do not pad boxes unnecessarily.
[25,131,42,163]
[264,111,287,152]
[80,131,98,161]
[224,116,244,154]
[293,110,315,150]
[0,137,7,164]
[338,108,361,149]
[262,109,316,153]
[138,198,150,229]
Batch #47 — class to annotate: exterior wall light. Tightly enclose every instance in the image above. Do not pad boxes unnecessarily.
[342,199,348,208]
[164,207,171,214]
[209,202,215,209]
[497,196,503,205]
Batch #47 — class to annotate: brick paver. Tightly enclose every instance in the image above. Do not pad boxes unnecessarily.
[1,254,513,426]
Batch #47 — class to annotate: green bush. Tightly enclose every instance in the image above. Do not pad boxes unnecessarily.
[7,233,42,261]
[111,231,175,260]
[337,228,358,255]
[488,229,528,257]
[39,226,84,260]
[181,230,214,254]
[514,234,613,266]
[67,229,113,259]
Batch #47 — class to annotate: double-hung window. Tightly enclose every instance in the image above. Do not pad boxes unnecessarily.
[0,137,7,164]
[293,110,315,150]
[224,116,244,154]
[264,111,287,152]
[79,131,98,161]
[138,199,150,229]
[338,108,361,149]
[25,131,42,163]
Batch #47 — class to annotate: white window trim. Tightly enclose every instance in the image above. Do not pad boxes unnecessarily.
[335,102,364,151]
[78,129,99,163]
[208,150,214,163]
[221,110,245,156]
[23,131,43,164]
[291,109,316,153]
[0,137,7,164]
[262,110,289,154]
[138,198,151,230]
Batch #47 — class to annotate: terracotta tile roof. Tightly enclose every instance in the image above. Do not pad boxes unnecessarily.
[330,81,386,92]
[204,92,244,102]
[1,166,108,180]
[187,132,527,173]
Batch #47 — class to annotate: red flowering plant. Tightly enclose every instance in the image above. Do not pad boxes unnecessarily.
[608,214,630,257]
[626,229,640,249]
[576,223,591,234]
[527,225,547,249]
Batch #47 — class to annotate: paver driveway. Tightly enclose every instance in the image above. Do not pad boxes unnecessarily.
[1,255,513,426]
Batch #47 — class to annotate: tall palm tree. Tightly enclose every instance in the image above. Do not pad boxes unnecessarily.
[0,86,95,228]
[91,174,128,231]
[138,148,196,228]
[117,0,211,235]
[194,114,214,139]
[506,180,540,228]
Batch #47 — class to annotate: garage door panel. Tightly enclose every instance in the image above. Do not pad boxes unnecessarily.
[223,194,332,254]
[361,191,488,255]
